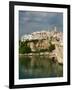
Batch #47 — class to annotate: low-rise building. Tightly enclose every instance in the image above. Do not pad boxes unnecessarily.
[21,34,33,41]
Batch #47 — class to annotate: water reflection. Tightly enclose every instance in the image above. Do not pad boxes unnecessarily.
[19,55,63,79]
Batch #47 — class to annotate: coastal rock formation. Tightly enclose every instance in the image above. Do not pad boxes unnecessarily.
[55,44,63,64]
[27,39,50,52]
[20,28,63,64]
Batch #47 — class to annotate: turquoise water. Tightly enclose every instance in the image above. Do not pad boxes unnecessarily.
[19,55,63,79]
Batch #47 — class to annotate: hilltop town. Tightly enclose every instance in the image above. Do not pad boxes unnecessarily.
[19,27,63,64]
[21,27,63,43]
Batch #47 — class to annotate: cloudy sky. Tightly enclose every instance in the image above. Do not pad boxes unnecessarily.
[19,11,63,38]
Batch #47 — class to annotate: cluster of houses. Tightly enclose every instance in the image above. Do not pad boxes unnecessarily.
[21,28,63,44]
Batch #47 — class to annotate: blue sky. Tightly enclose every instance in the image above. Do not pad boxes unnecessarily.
[19,11,63,38]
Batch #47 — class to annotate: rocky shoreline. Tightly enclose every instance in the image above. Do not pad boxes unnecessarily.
[19,51,63,64]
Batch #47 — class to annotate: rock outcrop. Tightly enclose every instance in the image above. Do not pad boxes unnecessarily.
[20,29,63,64]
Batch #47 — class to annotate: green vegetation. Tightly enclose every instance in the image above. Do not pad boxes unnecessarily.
[47,37,55,52]
[39,49,48,52]
[48,44,55,52]
[19,41,31,54]
[19,38,55,54]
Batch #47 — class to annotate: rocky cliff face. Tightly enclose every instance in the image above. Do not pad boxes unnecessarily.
[21,30,63,64]
[27,40,63,64]
[55,44,63,64]
[27,39,50,51]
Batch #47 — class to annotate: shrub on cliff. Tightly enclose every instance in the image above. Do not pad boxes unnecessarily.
[48,44,55,52]
[19,41,31,54]
[19,46,31,54]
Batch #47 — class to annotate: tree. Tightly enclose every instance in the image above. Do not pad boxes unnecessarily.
[48,37,55,52]
[19,41,31,54]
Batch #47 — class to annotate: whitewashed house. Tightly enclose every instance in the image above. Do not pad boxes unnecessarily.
[21,34,32,41]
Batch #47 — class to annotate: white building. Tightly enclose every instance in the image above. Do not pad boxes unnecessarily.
[31,30,49,40]
[21,28,63,43]
[21,34,32,41]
